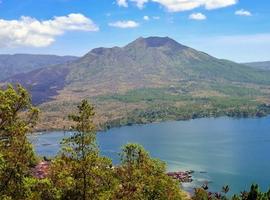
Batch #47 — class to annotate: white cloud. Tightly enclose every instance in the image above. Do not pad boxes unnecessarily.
[116,0,128,7]
[0,13,98,48]
[153,0,238,11]
[143,16,161,20]
[189,13,207,20]
[117,0,148,8]
[152,0,200,11]
[109,20,139,28]
[130,0,149,8]
[143,16,150,20]
[204,0,238,10]
[235,9,252,16]
[117,0,238,12]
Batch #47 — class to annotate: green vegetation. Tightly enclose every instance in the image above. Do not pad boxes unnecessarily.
[6,37,270,131]
[49,100,118,199]
[210,84,262,97]
[0,85,186,200]
[37,83,270,131]
[97,86,263,104]
[97,87,270,130]
[1,85,270,200]
[190,58,270,85]
[192,184,270,200]
[0,85,39,198]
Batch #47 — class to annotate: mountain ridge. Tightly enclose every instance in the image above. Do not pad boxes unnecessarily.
[4,36,270,104]
[2,36,270,130]
[0,54,78,81]
[244,61,270,70]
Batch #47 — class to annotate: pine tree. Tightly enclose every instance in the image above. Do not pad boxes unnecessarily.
[50,100,117,200]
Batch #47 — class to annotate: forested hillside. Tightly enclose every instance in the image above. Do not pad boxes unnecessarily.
[2,37,270,130]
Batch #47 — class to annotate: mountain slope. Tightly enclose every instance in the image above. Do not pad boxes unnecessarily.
[3,37,270,130]
[5,36,270,104]
[0,54,78,80]
[58,37,270,100]
[244,61,270,70]
[67,37,270,88]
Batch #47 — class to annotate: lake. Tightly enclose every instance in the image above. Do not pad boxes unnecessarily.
[30,116,270,194]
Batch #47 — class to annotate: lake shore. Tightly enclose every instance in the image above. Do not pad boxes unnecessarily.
[34,111,270,133]
[31,116,270,194]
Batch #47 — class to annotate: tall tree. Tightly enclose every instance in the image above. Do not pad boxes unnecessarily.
[0,84,39,198]
[50,100,117,200]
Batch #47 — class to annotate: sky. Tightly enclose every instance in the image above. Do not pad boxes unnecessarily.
[0,0,269,62]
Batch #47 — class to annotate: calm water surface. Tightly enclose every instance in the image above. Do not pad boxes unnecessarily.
[30,116,270,194]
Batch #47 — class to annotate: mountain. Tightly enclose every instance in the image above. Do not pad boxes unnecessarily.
[7,36,270,103]
[244,61,270,70]
[67,36,270,87]
[3,37,270,130]
[0,54,78,80]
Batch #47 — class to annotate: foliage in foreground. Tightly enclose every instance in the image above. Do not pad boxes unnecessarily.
[1,85,270,200]
[0,85,185,200]
[0,85,39,199]
[192,184,270,200]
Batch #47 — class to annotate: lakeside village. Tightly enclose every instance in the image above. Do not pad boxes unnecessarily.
[33,161,194,183]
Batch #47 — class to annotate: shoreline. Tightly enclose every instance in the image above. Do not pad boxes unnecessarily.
[30,116,270,195]
[33,114,270,134]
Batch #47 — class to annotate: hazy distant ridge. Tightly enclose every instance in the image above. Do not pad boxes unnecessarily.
[244,61,270,70]
[0,54,78,80]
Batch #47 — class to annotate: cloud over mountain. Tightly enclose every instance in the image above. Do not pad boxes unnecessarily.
[0,13,98,48]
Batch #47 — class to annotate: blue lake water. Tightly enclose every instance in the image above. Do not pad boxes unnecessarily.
[30,116,270,194]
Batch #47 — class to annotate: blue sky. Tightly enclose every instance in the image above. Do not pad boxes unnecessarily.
[0,0,269,62]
